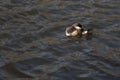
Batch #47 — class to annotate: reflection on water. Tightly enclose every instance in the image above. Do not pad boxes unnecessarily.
[0,0,120,79]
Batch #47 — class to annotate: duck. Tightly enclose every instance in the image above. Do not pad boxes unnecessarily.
[65,23,83,37]
[65,23,92,37]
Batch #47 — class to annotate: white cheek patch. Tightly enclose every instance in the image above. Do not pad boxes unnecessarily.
[75,26,81,29]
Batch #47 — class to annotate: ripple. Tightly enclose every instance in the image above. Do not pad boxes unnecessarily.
[0,0,120,79]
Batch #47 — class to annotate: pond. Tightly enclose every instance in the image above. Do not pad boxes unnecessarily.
[0,0,120,79]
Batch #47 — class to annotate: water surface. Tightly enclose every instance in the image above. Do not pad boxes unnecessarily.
[0,0,120,79]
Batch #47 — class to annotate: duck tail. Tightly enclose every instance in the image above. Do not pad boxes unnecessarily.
[87,29,92,31]
[87,29,92,35]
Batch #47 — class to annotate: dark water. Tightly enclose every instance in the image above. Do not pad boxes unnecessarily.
[0,0,120,79]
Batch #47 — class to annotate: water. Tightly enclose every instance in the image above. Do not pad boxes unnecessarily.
[0,0,120,79]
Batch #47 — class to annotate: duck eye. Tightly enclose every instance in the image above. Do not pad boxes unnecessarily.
[77,23,82,27]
